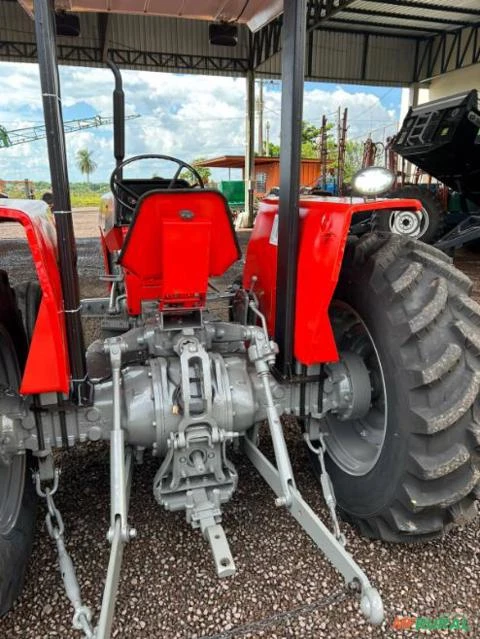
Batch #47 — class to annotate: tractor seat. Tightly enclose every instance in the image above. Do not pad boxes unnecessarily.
[118,189,241,315]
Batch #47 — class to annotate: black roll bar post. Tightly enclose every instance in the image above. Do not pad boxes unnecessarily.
[33,0,88,403]
[274,0,307,377]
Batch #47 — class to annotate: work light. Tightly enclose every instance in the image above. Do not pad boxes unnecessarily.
[352,167,395,197]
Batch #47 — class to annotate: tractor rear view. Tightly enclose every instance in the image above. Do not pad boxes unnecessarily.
[1,1,480,638]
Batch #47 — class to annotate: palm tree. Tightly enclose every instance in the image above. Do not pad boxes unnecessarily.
[76,148,97,183]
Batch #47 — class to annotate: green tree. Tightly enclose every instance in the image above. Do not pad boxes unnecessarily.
[76,148,97,183]
[301,121,322,145]
[267,120,364,184]
[300,141,318,158]
[180,157,211,185]
[266,141,280,157]
[267,121,322,158]
[344,139,364,182]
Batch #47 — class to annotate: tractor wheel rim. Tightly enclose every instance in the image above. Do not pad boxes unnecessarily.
[0,456,25,536]
[0,327,25,537]
[324,302,388,476]
[388,207,429,238]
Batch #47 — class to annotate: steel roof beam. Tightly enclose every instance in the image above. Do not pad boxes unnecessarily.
[328,17,441,34]
[342,7,470,27]
[315,24,420,40]
[0,40,250,72]
[307,0,358,32]
[251,0,357,70]
[362,0,480,18]
[249,16,282,68]
[414,21,480,81]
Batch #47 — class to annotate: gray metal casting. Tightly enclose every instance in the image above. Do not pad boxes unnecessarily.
[0,310,386,630]
[318,303,388,476]
[2,317,373,469]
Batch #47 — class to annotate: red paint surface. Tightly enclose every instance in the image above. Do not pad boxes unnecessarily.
[0,201,70,393]
[119,191,240,314]
[244,196,423,364]
[104,225,128,252]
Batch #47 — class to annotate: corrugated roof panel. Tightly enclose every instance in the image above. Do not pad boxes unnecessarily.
[103,16,250,75]
[0,2,251,74]
[0,1,34,41]
[351,0,480,25]
[0,0,478,82]
[255,50,281,78]
[330,13,444,35]
[366,35,416,84]
[406,0,480,9]
[312,30,364,83]
[255,30,415,87]
[120,15,250,75]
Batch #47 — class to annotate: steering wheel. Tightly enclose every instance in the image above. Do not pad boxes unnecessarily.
[110,153,205,212]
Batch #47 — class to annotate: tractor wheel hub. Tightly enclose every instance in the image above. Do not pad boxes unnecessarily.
[321,302,388,477]
[324,352,372,421]
[389,208,428,238]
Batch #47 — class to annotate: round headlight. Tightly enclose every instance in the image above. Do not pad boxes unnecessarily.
[352,167,395,197]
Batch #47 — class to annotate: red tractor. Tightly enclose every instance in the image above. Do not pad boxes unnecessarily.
[1,2,480,637]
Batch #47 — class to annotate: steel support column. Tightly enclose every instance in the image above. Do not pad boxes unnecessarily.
[245,69,255,227]
[409,84,420,108]
[33,0,87,402]
[404,83,420,183]
[274,0,307,376]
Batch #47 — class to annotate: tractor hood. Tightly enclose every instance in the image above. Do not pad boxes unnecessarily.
[18,0,282,31]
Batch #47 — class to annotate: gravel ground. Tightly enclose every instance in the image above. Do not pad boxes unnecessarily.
[0,210,479,638]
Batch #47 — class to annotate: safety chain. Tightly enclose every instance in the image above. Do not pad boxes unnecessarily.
[304,432,346,546]
[34,469,95,639]
[198,583,353,639]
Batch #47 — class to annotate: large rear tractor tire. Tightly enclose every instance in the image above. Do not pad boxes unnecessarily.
[14,281,42,344]
[0,271,28,370]
[0,273,37,616]
[374,185,446,244]
[315,232,480,542]
[0,326,37,615]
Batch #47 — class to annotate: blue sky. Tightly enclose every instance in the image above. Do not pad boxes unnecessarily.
[0,61,402,183]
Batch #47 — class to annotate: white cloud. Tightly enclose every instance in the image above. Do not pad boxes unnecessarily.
[263,84,399,147]
[0,62,399,183]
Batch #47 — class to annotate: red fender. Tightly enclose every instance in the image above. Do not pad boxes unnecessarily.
[243,196,423,365]
[0,200,70,393]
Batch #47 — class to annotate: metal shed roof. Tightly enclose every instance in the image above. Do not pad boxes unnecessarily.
[0,0,479,85]
[197,155,322,169]
[325,0,480,36]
